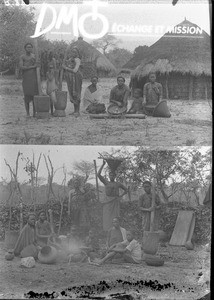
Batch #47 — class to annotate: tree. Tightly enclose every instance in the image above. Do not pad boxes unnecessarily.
[91,34,121,56]
[23,152,42,211]
[72,160,95,181]
[0,4,36,72]
[106,48,132,69]
[108,147,211,205]
[133,45,149,59]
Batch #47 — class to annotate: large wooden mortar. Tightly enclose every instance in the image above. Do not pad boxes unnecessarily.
[4,230,19,249]
[34,96,50,119]
[33,38,50,119]
[142,231,159,255]
[53,91,67,117]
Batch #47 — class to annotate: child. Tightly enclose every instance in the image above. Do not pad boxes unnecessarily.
[128,88,144,114]
[84,229,100,261]
[143,72,163,115]
[95,230,141,265]
[46,62,58,115]
[67,225,85,263]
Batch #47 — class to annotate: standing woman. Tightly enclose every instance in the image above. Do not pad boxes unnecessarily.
[19,43,38,117]
[62,47,83,116]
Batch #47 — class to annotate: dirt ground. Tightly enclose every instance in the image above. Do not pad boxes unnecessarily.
[0,76,212,146]
[0,241,210,299]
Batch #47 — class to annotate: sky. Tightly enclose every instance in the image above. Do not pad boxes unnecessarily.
[0,145,127,184]
[0,145,210,185]
[29,0,211,52]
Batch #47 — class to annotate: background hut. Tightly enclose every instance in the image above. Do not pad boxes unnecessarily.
[71,37,116,78]
[131,19,211,100]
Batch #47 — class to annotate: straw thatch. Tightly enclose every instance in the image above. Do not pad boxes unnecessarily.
[71,37,116,78]
[131,19,211,100]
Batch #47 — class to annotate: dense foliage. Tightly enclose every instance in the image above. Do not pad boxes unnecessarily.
[0,200,211,244]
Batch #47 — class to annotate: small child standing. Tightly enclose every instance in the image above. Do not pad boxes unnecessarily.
[128,88,144,114]
[143,72,163,115]
[84,229,100,261]
[46,61,58,115]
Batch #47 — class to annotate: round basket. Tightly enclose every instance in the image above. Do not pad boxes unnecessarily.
[107,104,127,115]
[105,158,124,173]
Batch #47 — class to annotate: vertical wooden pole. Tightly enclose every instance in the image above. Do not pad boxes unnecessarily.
[59,44,70,91]
[205,80,208,100]
[150,179,156,232]
[34,38,42,95]
[93,160,100,202]
[189,75,193,100]
[165,76,169,99]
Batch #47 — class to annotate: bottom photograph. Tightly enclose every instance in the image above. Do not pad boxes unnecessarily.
[0,145,211,299]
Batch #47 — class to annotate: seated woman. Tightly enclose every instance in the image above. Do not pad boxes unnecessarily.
[109,76,130,111]
[35,211,54,247]
[96,230,141,265]
[106,218,127,249]
[82,76,106,114]
[128,88,144,114]
[13,213,39,258]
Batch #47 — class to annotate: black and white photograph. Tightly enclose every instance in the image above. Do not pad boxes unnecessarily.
[0,0,212,299]
[0,145,212,298]
[0,0,212,146]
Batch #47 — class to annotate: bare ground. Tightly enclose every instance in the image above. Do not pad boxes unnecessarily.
[0,241,210,299]
[0,77,212,147]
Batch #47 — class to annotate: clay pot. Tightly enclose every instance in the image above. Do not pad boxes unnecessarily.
[34,95,50,119]
[53,91,67,117]
[38,245,58,264]
[4,230,19,249]
[5,252,14,261]
[185,241,194,250]
[153,100,171,118]
[144,254,164,266]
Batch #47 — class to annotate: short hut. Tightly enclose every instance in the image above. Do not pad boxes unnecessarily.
[71,37,116,78]
[131,19,211,100]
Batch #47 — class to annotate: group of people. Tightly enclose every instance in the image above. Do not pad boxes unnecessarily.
[9,164,162,266]
[20,43,163,117]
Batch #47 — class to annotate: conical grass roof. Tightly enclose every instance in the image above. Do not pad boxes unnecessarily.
[131,19,211,79]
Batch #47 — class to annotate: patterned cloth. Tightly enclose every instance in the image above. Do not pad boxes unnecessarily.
[102,182,125,231]
[109,84,130,106]
[64,57,83,104]
[143,82,163,105]
[123,239,142,263]
[14,224,37,256]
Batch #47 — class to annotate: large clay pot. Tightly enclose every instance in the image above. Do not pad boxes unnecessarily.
[38,245,58,264]
[153,100,171,118]
[53,91,67,117]
[33,95,50,119]
[144,254,164,266]
[4,230,19,249]
[142,231,159,255]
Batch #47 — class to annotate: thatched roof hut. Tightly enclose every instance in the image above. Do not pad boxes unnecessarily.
[71,37,116,78]
[131,19,211,100]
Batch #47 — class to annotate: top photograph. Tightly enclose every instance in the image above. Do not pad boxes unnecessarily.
[0,0,212,146]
